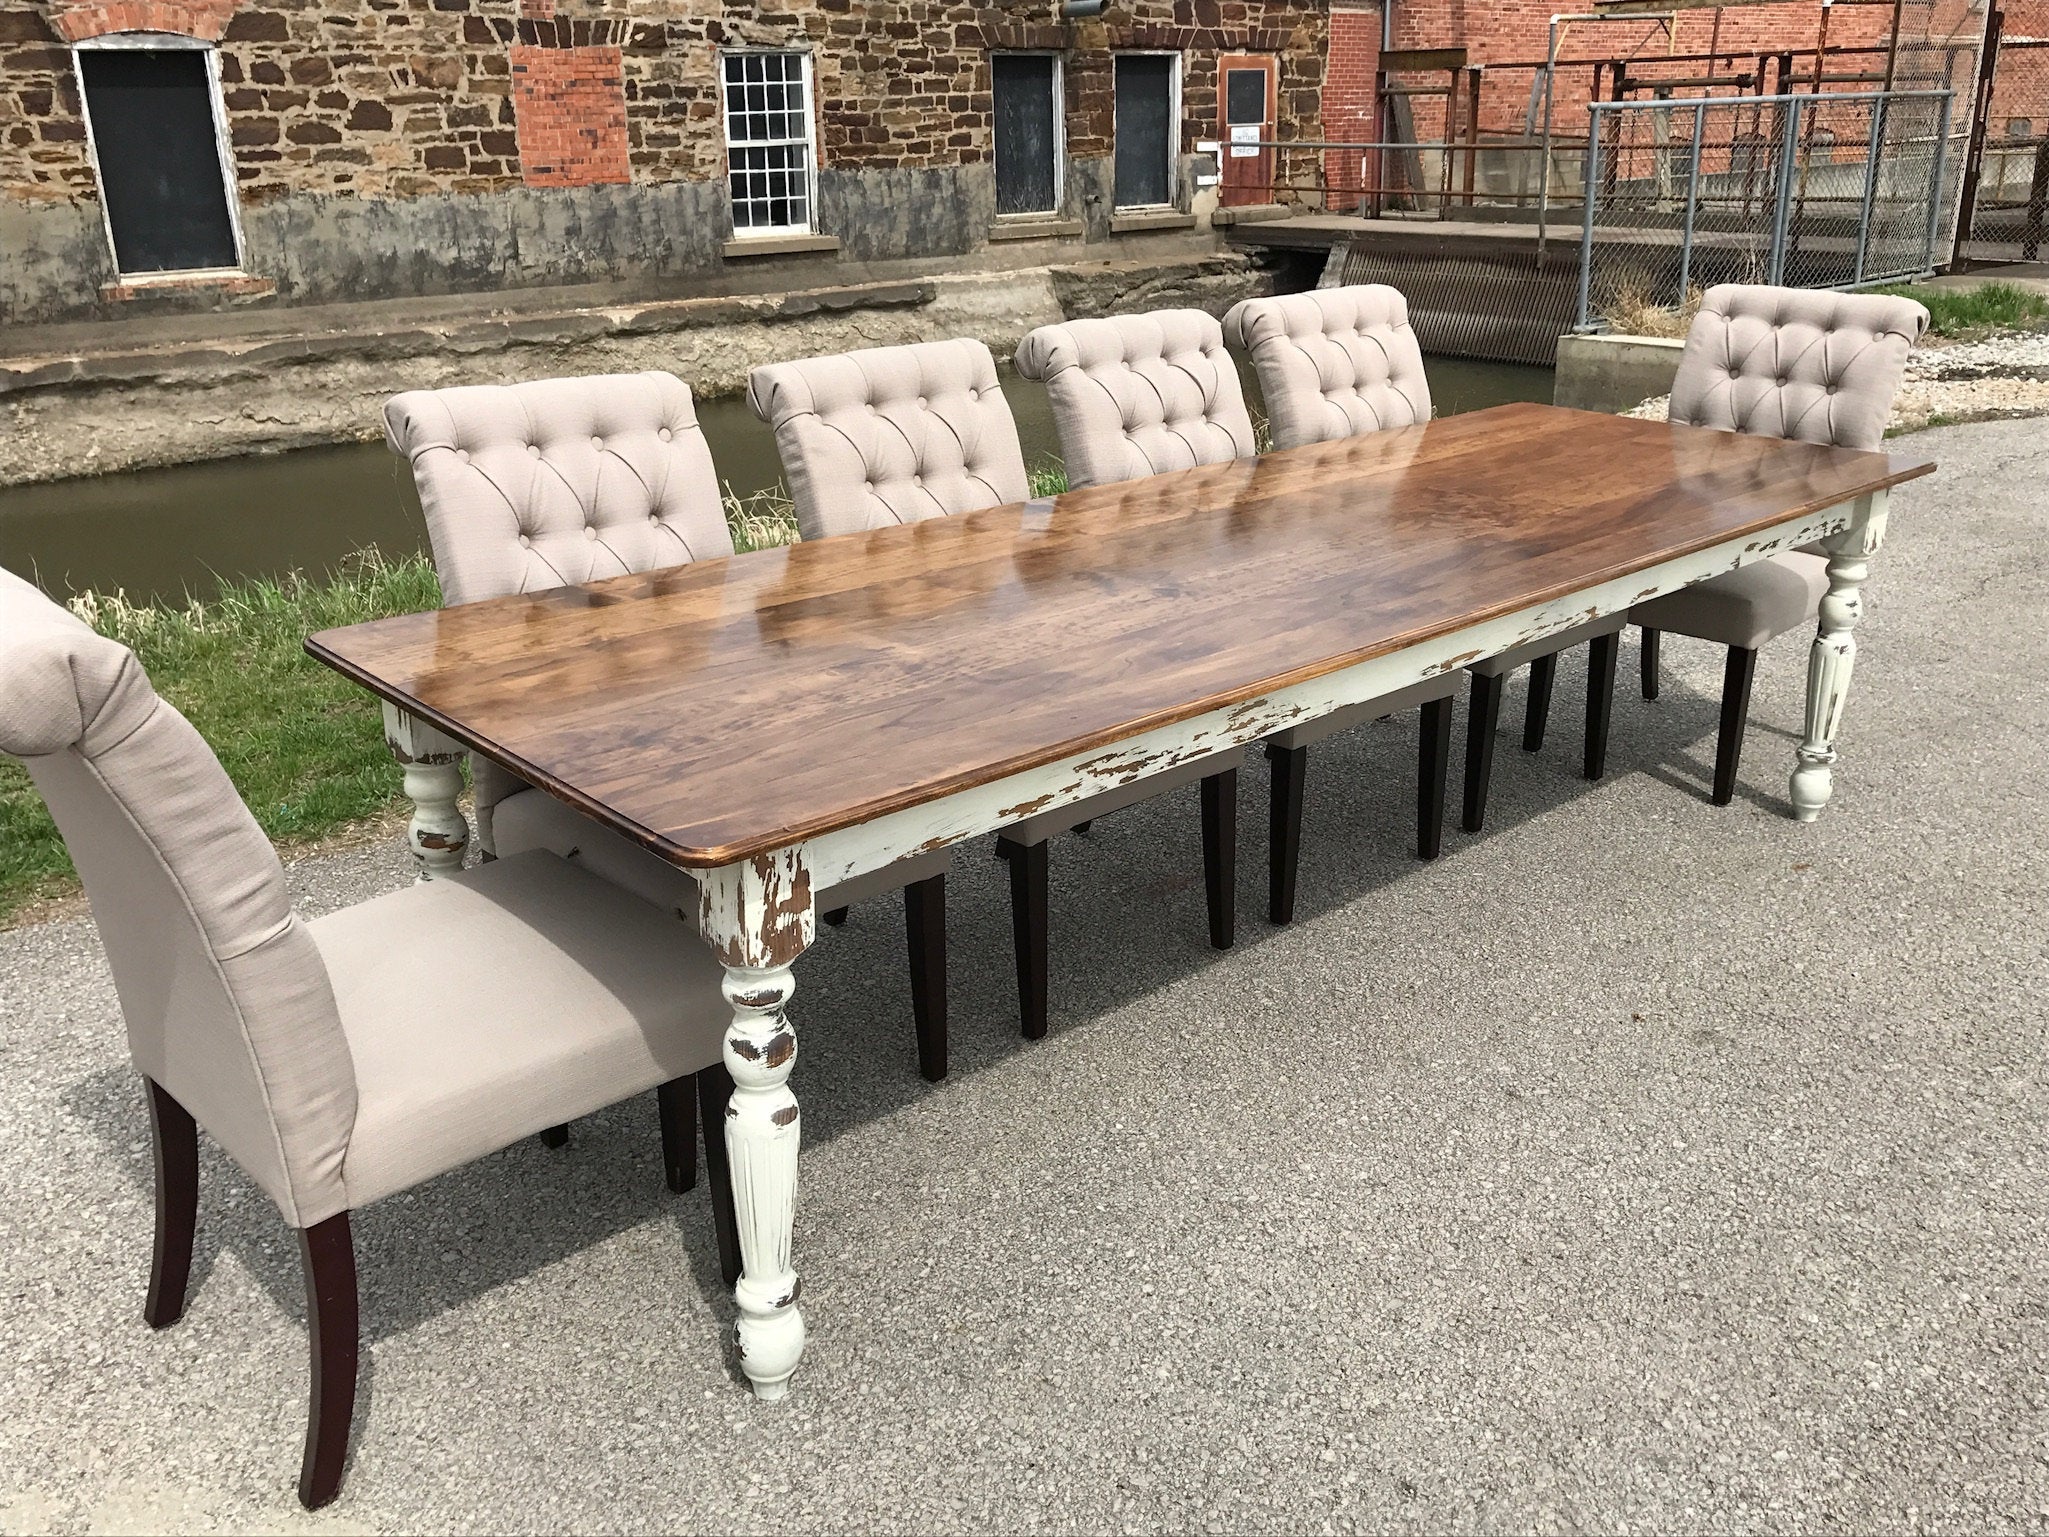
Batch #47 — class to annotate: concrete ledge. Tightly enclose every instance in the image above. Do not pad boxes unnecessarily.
[1208,204,1296,228]
[987,218,1084,243]
[1553,333,1687,415]
[0,276,940,396]
[1109,210,1198,235]
[721,234,843,260]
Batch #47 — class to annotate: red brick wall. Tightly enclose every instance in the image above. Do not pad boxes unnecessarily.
[511,42,628,187]
[1327,0,2013,148]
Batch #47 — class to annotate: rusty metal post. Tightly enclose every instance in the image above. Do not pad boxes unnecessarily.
[1951,6,2007,271]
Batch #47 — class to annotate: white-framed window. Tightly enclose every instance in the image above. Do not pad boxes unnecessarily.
[722,51,818,236]
[992,52,1063,217]
[1113,51,1181,209]
[73,31,245,278]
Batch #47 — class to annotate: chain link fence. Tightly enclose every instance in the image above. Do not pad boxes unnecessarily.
[1574,90,1960,332]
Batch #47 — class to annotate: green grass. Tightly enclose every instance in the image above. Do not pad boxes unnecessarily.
[1871,280,2049,340]
[1,550,445,923]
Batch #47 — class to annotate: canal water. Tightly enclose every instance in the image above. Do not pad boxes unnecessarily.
[0,356,1553,603]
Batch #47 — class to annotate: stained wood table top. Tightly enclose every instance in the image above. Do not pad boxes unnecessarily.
[309,403,1933,868]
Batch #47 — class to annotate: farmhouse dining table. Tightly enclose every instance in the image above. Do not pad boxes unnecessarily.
[307,400,1934,1400]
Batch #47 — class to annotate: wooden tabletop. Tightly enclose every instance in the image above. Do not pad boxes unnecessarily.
[309,403,1933,867]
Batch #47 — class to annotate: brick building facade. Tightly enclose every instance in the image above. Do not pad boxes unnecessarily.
[0,0,1326,322]
[1327,0,2030,149]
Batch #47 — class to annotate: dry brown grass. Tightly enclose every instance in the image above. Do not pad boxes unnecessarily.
[1598,280,1705,340]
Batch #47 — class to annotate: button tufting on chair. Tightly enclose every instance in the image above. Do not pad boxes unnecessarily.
[1223,285,1433,449]
[1014,309,1256,491]
[745,338,1028,540]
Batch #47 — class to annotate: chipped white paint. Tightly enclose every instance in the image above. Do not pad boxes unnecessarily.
[1792,491,1887,822]
[695,491,1887,1403]
[801,494,1875,894]
[382,702,468,880]
[698,852,813,1401]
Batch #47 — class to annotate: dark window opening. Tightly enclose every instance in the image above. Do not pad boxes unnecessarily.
[79,48,239,275]
[993,54,1058,217]
[1114,55,1175,209]
[1226,68,1267,127]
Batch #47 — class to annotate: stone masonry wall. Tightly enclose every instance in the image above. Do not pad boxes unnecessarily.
[0,0,1323,322]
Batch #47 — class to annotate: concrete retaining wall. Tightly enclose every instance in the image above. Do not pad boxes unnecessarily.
[1553,333,1686,415]
[0,253,1273,486]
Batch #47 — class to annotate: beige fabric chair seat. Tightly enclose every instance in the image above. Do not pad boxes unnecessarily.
[1631,551,1828,653]
[491,786,952,921]
[1466,611,1630,679]
[998,748,1245,847]
[312,852,724,1210]
[1265,674,1460,754]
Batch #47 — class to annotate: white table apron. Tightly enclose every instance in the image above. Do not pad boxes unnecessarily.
[381,487,1889,1400]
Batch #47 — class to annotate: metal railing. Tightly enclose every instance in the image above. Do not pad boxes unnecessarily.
[1226,137,1589,218]
[1574,89,1961,332]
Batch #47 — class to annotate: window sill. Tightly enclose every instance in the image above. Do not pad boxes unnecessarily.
[987,217,1083,243]
[1209,203,1296,227]
[99,271,276,304]
[722,233,842,260]
[1109,210,1197,234]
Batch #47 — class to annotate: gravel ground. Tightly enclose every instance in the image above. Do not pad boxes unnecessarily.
[1631,328,2049,432]
[1,418,2044,1535]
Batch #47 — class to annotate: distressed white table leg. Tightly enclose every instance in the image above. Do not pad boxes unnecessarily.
[381,701,468,879]
[700,849,815,1400]
[1791,492,1888,823]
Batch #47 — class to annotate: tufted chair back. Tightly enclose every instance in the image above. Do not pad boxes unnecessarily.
[1013,309,1256,490]
[0,566,356,1230]
[384,372,733,609]
[747,338,1029,540]
[1223,285,1433,450]
[1669,284,1928,451]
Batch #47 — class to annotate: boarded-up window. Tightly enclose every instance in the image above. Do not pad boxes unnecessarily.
[78,48,239,275]
[993,54,1059,216]
[1226,67,1267,129]
[1114,55,1176,209]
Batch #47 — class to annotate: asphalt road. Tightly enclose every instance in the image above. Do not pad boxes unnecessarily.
[1,417,2042,1534]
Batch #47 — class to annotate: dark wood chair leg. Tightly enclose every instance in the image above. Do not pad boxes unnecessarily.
[1265,742,1306,926]
[1522,652,1557,752]
[820,907,849,928]
[144,1078,197,1330]
[1463,671,1504,834]
[1713,646,1759,806]
[904,873,948,1083]
[1418,696,1453,861]
[296,1213,357,1511]
[1584,633,1620,781]
[1201,769,1237,950]
[1000,838,1050,1040]
[1640,626,1662,700]
[696,1067,742,1288]
[657,1078,697,1195]
[538,1124,569,1149]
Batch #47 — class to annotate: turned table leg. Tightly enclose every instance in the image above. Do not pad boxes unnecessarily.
[700,850,814,1401]
[1791,495,1887,823]
[382,702,469,880]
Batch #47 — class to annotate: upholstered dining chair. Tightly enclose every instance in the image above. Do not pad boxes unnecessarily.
[384,373,953,1080]
[0,565,736,1510]
[1217,287,1463,918]
[1630,284,1929,804]
[748,336,1239,1037]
